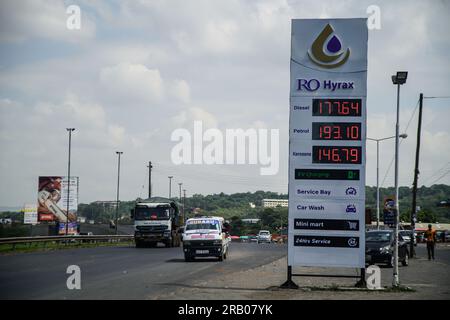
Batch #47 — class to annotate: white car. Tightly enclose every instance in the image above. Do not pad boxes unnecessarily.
[257,230,272,244]
[399,230,417,246]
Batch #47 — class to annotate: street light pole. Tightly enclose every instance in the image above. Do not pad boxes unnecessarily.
[66,128,75,236]
[376,140,380,229]
[394,82,400,287]
[368,134,407,230]
[391,71,408,287]
[168,176,173,198]
[115,151,123,235]
[178,183,182,202]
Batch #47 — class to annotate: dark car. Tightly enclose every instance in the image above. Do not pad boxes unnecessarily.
[365,230,409,267]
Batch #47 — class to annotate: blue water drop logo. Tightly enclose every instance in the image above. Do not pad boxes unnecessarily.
[327,35,341,53]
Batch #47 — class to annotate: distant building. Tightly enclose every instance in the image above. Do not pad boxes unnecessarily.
[77,216,86,223]
[262,199,288,208]
[249,202,256,208]
[92,201,118,208]
[242,218,260,224]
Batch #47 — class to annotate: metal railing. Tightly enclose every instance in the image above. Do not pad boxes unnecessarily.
[0,235,134,250]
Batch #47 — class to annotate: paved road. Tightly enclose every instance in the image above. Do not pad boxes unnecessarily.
[377,243,450,290]
[0,242,287,299]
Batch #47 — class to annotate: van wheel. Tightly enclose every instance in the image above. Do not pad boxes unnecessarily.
[135,240,143,248]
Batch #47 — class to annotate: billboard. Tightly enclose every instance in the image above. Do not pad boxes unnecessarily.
[288,19,367,268]
[23,204,38,225]
[37,176,79,224]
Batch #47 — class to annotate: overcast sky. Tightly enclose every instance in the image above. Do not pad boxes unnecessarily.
[0,0,449,206]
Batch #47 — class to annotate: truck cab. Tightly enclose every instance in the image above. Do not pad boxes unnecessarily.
[182,217,230,262]
[131,197,182,248]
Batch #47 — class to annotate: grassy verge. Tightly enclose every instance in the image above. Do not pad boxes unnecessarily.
[0,240,134,254]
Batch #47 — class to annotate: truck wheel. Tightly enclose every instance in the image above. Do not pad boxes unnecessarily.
[135,240,143,248]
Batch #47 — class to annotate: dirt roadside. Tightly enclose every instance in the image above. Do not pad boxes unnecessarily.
[150,244,450,300]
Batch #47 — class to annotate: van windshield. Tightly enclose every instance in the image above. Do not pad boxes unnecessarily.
[186,221,220,231]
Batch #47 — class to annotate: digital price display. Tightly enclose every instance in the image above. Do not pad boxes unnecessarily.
[295,169,360,180]
[312,146,361,164]
[312,99,362,117]
[312,122,361,140]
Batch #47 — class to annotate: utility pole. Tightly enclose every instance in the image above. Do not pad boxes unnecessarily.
[147,161,153,198]
[183,189,186,223]
[410,93,423,258]
[168,176,173,199]
[66,128,75,236]
[115,151,123,235]
[178,183,183,202]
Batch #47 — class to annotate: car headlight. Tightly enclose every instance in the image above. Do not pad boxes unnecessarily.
[380,245,390,253]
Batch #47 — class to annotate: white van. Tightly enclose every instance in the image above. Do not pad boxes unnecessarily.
[182,217,230,262]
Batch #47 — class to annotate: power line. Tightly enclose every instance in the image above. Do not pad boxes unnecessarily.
[153,166,288,188]
[155,162,287,183]
[421,161,450,184]
[424,96,450,99]
[380,99,420,187]
[429,170,450,185]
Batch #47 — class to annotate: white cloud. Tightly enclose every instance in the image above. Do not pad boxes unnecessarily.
[99,63,164,103]
[172,107,218,129]
[171,79,191,104]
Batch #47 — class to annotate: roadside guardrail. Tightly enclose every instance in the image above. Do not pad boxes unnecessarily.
[0,235,134,251]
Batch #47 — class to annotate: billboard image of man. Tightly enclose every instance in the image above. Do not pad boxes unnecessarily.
[37,176,77,223]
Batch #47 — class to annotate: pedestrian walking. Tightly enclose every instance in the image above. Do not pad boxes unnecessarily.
[424,224,437,260]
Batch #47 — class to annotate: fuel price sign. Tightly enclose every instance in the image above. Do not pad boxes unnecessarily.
[288,19,367,269]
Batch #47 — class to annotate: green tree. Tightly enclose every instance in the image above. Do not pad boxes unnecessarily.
[416,209,437,223]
